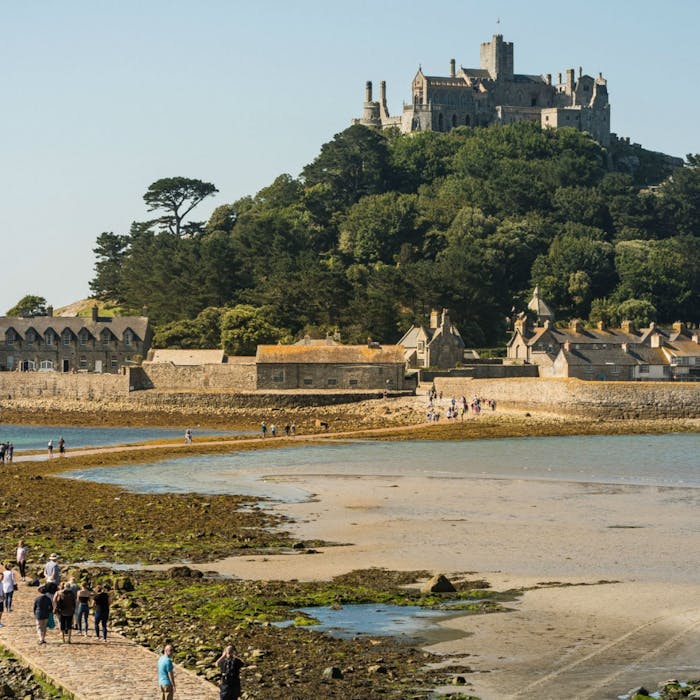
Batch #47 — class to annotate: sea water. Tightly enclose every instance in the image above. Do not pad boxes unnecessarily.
[63,433,700,501]
[0,423,246,452]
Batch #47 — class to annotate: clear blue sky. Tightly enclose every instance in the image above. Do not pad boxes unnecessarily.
[1,0,698,314]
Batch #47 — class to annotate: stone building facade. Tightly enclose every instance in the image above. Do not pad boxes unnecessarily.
[255,343,406,390]
[0,307,151,374]
[355,34,610,145]
[398,309,465,369]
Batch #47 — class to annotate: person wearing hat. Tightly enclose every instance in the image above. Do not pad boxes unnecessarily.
[44,554,60,593]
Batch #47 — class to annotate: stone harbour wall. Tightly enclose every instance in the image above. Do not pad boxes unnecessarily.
[0,371,130,400]
[136,361,257,391]
[433,377,700,419]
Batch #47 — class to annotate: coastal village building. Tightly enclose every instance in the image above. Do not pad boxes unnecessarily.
[0,307,151,374]
[256,341,406,390]
[508,291,700,381]
[355,34,610,145]
[399,309,466,369]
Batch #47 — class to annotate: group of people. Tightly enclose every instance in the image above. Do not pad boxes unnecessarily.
[46,436,66,457]
[33,553,111,644]
[0,442,13,463]
[426,393,498,422]
[260,421,296,438]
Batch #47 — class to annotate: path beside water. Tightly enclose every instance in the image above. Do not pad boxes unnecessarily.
[0,583,218,700]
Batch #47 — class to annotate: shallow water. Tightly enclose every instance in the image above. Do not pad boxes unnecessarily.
[0,423,247,452]
[63,433,700,501]
[275,603,462,644]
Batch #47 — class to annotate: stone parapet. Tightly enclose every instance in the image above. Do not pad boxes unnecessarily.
[433,377,700,419]
[0,371,130,400]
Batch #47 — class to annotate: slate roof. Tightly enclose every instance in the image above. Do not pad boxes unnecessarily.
[663,338,700,358]
[0,315,149,340]
[558,347,638,367]
[256,344,405,364]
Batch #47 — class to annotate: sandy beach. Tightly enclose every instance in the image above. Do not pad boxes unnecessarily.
[197,469,700,699]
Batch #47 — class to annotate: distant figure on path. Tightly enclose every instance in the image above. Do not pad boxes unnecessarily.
[0,572,5,627]
[92,584,110,641]
[34,585,53,644]
[158,643,176,699]
[16,540,27,581]
[43,553,60,590]
[184,428,192,444]
[216,645,245,700]
[58,436,65,456]
[47,439,53,457]
[260,422,267,438]
[2,564,17,612]
[270,424,277,437]
[284,423,290,437]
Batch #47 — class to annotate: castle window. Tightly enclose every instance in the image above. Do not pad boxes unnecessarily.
[639,365,650,374]
[451,114,457,127]
[438,113,444,131]
[124,330,133,346]
[111,358,118,369]
[45,331,54,346]
[327,378,338,387]
[465,115,470,126]
[79,355,87,369]
[27,330,35,347]
[303,377,313,386]
[531,97,537,106]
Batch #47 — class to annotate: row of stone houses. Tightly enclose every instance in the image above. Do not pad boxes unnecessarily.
[507,290,700,380]
[0,307,151,373]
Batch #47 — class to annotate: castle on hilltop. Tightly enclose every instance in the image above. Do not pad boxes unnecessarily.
[354,34,610,145]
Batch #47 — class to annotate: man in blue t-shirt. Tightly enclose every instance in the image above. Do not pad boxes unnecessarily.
[158,644,175,699]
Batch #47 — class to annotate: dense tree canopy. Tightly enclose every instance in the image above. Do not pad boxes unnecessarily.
[90,125,699,349]
[6,295,48,317]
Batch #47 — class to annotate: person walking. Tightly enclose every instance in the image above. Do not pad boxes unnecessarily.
[43,553,60,592]
[2,564,17,613]
[216,645,245,700]
[92,585,110,641]
[58,436,66,456]
[33,585,53,644]
[47,439,53,458]
[16,540,27,581]
[158,643,176,699]
[53,582,76,643]
[76,582,92,637]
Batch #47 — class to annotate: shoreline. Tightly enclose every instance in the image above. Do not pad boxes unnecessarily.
[4,405,700,698]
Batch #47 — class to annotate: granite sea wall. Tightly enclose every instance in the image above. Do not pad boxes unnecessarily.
[433,377,700,419]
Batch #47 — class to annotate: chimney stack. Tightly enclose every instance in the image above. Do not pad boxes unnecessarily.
[47,306,54,318]
[91,305,99,322]
[365,81,373,103]
[450,58,456,78]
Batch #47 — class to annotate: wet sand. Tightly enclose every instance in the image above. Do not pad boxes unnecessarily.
[196,471,700,699]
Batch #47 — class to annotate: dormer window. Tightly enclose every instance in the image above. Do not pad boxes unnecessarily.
[6,330,16,346]
[63,330,72,346]
[45,331,54,346]
[27,329,35,347]
[101,330,111,346]
[124,330,133,347]
[79,330,89,346]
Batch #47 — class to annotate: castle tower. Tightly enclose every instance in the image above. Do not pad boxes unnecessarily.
[480,34,514,81]
[359,80,381,127]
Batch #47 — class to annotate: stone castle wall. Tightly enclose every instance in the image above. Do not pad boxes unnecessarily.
[433,377,700,419]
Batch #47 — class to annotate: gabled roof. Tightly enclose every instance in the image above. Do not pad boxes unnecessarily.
[663,338,700,358]
[256,344,405,365]
[0,315,149,340]
[148,349,225,365]
[398,326,431,349]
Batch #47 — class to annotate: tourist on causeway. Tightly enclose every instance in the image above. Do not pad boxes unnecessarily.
[158,643,176,699]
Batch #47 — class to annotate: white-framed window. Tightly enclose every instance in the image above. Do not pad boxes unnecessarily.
[26,330,35,347]
[639,365,650,374]
[272,370,285,383]
[6,330,15,347]
[45,331,54,346]
[40,360,54,370]
[101,330,111,346]
[111,358,118,368]
[63,330,72,346]
[124,330,133,346]
[79,355,87,368]
[79,330,89,346]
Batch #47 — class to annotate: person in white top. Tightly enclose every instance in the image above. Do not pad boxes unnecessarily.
[16,540,27,581]
[1,565,16,612]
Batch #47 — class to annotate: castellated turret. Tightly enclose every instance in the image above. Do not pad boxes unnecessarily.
[354,34,611,145]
